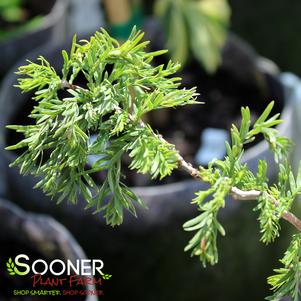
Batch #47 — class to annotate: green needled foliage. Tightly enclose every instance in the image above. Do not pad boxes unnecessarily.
[267,234,301,301]
[182,102,301,299]
[6,28,198,226]
[5,27,301,300]
[183,102,293,266]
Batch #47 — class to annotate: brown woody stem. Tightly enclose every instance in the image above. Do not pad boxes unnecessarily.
[61,80,88,92]
[177,154,203,180]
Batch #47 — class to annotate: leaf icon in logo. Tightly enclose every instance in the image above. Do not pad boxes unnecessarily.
[102,273,112,280]
[98,269,112,280]
[6,258,16,276]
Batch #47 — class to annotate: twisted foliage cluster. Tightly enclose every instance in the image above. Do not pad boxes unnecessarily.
[7,28,197,226]
[6,28,301,300]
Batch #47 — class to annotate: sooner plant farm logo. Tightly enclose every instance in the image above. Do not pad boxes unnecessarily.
[5,254,112,297]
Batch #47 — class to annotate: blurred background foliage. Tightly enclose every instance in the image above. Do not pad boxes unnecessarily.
[144,0,301,75]
[154,0,230,73]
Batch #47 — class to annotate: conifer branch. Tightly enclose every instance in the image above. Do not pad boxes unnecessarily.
[6,28,301,300]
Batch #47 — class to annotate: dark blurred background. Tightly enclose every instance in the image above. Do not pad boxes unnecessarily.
[229,0,301,75]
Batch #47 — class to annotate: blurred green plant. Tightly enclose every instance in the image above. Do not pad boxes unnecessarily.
[0,0,42,42]
[0,0,23,22]
[154,0,230,73]
[6,27,301,300]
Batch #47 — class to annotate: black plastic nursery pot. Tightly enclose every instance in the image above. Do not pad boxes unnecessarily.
[0,197,98,301]
[0,0,68,79]
[0,35,295,301]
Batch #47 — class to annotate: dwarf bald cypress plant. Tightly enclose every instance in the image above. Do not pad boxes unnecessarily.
[6,28,301,300]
